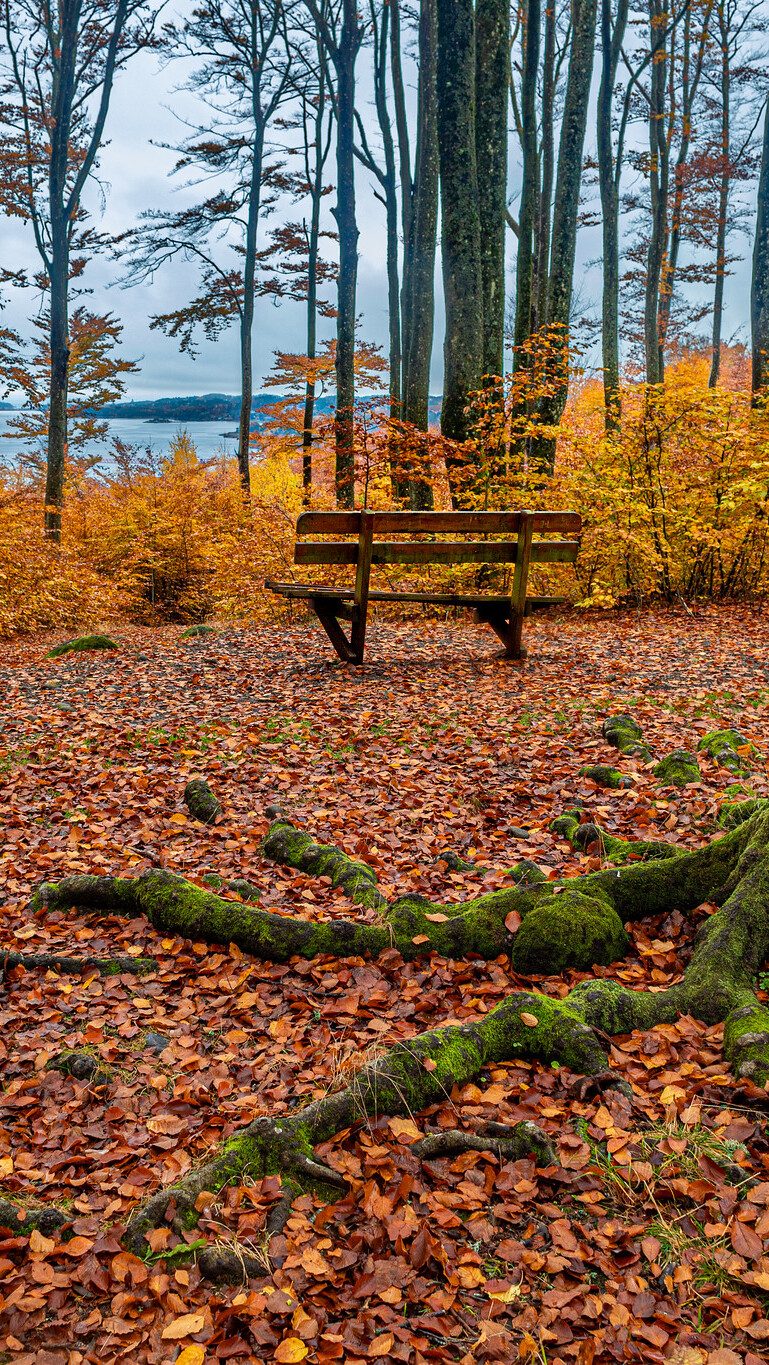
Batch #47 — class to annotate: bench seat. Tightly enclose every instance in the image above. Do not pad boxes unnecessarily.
[265,580,566,610]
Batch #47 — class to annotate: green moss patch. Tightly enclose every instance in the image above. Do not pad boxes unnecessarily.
[653,749,701,787]
[511,888,629,974]
[697,728,755,774]
[180,624,217,639]
[47,634,119,658]
[579,764,632,790]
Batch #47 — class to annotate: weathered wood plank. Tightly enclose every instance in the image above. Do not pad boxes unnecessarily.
[294,539,579,567]
[265,580,567,609]
[296,510,581,536]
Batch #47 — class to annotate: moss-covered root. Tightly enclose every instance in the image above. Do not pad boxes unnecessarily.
[261,818,387,911]
[184,779,223,825]
[1,948,156,976]
[412,1122,556,1166]
[550,811,675,866]
[124,989,601,1260]
[578,765,632,790]
[0,1198,70,1237]
[698,729,756,775]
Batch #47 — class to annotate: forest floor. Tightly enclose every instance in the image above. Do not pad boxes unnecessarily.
[1,605,769,1365]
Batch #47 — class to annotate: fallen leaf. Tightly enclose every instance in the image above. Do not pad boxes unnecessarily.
[520,1012,538,1027]
[275,1340,309,1363]
[161,1313,206,1340]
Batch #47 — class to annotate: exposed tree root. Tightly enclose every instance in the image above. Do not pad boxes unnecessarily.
[1,948,156,977]
[0,1198,71,1237]
[412,1120,556,1165]
[9,801,769,1278]
[184,778,223,824]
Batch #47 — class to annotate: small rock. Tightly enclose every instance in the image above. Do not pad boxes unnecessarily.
[653,749,701,787]
[143,1032,170,1053]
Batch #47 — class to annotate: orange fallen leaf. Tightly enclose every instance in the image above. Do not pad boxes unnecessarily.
[161,1313,206,1340]
[520,1012,538,1027]
[275,1339,309,1363]
[368,1334,395,1358]
[175,1349,206,1365]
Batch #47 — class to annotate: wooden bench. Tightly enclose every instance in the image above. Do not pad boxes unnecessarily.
[265,509,581,663]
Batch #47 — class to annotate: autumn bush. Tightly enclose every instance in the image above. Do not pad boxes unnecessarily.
[0,474,125,639]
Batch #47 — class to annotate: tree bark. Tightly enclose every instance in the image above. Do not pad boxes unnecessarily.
[529,0,598,473]
[401,0,438,509]
[597,0,629,429]
[238,125,265,498]
[475,0,509,382]
[513,0,540,362]
[333,0,361,508]
[751,97,769,396]
[709,8,730,389]
[644,0,669,386]
[436,0,484,464]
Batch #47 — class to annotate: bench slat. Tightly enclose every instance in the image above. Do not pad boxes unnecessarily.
[294,539,579,567]
[265,580,567,609]
[296,510,581,536]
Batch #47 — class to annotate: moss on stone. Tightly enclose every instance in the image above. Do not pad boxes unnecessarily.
[511,887,629,974]
[601,713,653,761]
[653,749,701,787]
[47,634,119,658]
[506,859,548,886]
[180,624,216,639]
[698,729,754,775]
[579,765,633,790]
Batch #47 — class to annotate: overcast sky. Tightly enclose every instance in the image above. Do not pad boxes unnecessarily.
[1,16,758,404]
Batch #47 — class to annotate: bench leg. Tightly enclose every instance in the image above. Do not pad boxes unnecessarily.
[473,606,526,660]
[311,598,357,663]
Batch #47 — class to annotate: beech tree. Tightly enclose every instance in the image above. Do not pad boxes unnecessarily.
[752,96,769,395]
[117,0,294,497]
[0,0,160,540]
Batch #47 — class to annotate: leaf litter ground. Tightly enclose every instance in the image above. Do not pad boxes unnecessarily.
[1,606,769,1365]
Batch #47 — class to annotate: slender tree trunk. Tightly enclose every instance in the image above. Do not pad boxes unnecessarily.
[401,0,438,509]
[44,0,80,543]
[371,1,401,426]
[475,0,508,381]
[238,127,264,499]
[436,0,484,468]
[333,0,360,508]
[658,4,709,363]
[597,0,628,429]
[644,0,669,385]
[709,10,729,389]
[513,0,540,364]
[529,0,598,473]
[751,98,769,397]
[534,0,556,334]
[303,85,329,497]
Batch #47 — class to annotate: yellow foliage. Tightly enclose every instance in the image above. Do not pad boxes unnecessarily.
[2,350,769,638]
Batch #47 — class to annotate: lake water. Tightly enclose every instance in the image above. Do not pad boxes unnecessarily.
[0,412,241,467]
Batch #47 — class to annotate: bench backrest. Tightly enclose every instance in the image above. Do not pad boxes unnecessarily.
[294,509,581,568]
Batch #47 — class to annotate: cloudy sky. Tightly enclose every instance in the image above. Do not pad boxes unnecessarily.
[1,15,758,404]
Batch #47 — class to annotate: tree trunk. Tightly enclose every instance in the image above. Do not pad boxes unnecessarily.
[44,0,80,543]
[401,0,438,509]
[597,0,629,429]
[238,127,264,499]
[436,0,484,464]
[529,0,598,473]
[26,800,769,1269]
[475,0,508,382]
[333,0,360,509]
[710,8,730,390]
[644,0,669,386]
[513,0,540,362]
[752,98,769,396]
[534,0,556,335]
[302,80,329,497]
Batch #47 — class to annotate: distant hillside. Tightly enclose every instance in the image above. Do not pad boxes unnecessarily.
[100,393,335,422]
[100,392,442,424]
